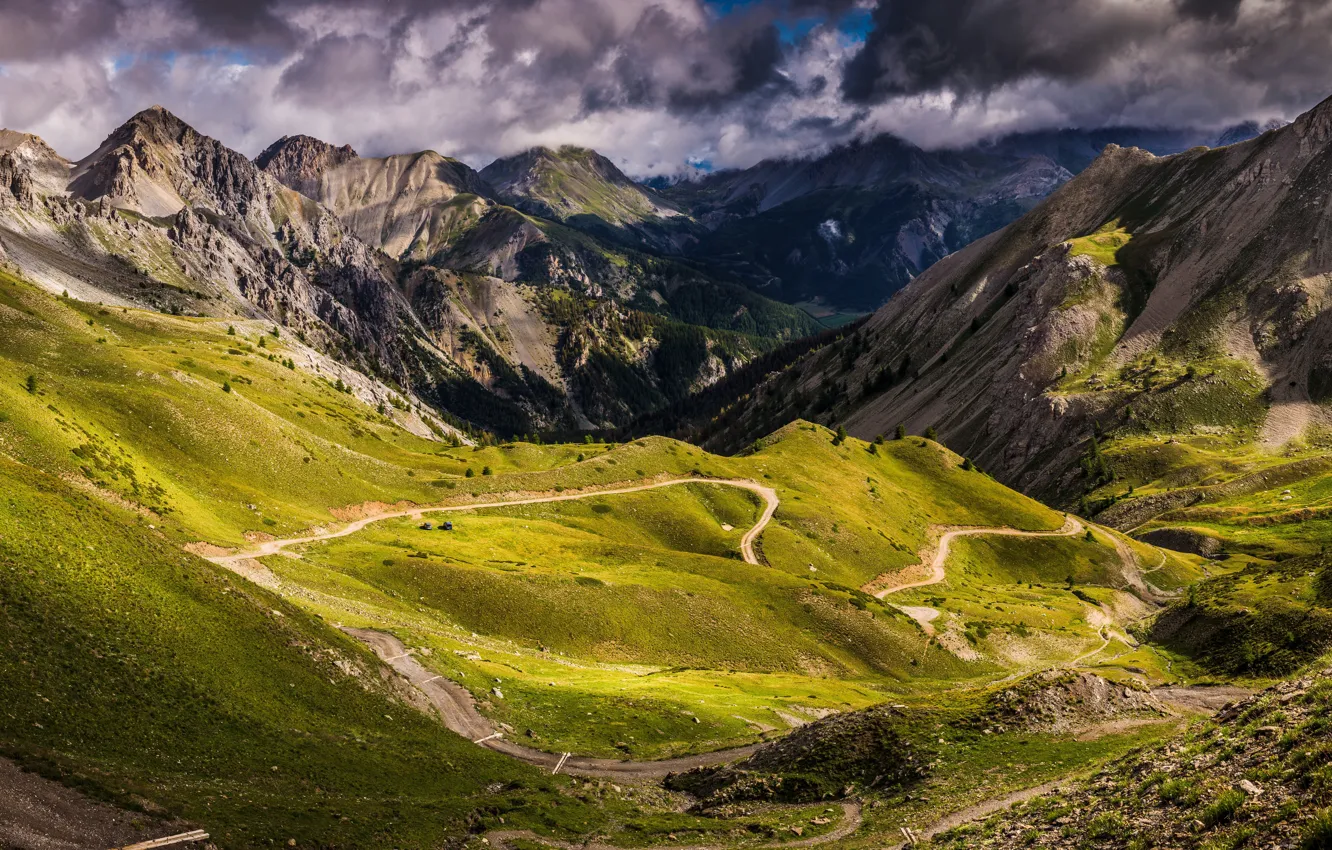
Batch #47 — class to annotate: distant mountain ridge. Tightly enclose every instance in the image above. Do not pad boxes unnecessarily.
[663,124,1271,311]
[480,145,701,254]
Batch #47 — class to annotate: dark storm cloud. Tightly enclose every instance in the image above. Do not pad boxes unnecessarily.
[841,0,1332,117]
[238,0,835,117]
[842,0,1165,103]
[1177,0,1245,21]
[277,34,401,102]
[0,0,125,61]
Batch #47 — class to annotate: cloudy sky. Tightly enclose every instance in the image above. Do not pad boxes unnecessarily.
[0,0,1328,176]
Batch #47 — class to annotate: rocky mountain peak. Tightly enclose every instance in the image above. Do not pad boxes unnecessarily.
[68,106,268,220]
[255,134,359,198]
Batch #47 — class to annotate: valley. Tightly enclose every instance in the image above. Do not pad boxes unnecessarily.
[2,83,1332,850]
[1,268,1214,848]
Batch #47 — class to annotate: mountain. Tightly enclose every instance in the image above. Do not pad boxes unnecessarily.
[0,107,538,434]
[0,108,817,436]
[667,126,1264,312]
[276,148,500,262]
[253,133,359,197]
[480,145,701,253]
[256,133,819,426]
[686,97,1330,504]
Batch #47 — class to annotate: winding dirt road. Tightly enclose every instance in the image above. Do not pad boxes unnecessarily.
[206,477,778,568]
[350,629,765,779]
[204,477,781,780]
[863,516,1084,598]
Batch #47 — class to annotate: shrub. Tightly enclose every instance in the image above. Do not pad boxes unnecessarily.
[1086,811,1125,839]
[924,425,938,441]
[222,381,232,393]
[464,468,475,478]
[24,374,37,394]
[961,458,975,471]
[1302,809,1332,849]
[1159,779,1197,805]
[227,325,236,335]
[895,423,906,440]
[1200,789,1245,828]
[482,466,493,476]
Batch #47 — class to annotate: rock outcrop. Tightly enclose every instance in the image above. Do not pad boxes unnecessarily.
[254,134,358,198]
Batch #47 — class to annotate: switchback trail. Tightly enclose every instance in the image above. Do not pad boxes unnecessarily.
[916,781,1064,841]
[863,516,1084,598]
[203,478,778,779]
[205,477,779,568]
[351,629,764,779]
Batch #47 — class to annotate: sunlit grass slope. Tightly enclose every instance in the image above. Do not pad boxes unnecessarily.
[0,274,1191,841]
[0,456,596,847]
[255,424,1171,757]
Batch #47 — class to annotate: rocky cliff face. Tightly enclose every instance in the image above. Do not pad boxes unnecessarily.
[692,97,1332,501]
[254,135,358,198]
[252,134,819,430]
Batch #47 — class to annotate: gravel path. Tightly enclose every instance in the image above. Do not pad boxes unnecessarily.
[206,477,778,568]
[865,516,1083,598]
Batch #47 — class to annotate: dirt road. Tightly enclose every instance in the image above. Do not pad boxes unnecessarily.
[351,629,763,779]
[866,516,1083,598]
[916,780,1064,841]
[206,477,779,568]
[0,757,195,850]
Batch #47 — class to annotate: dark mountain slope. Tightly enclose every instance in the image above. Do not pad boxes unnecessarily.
[668,126,1262,312]
[253,134,359,197]
[686,98,1325,501]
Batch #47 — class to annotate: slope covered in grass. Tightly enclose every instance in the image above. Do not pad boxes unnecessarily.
[246,423,1172,757]
[0,457,593,847]
[0,274,1192,842]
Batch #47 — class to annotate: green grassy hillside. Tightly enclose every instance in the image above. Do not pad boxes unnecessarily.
[0,275,1196,845]
[0,457,581,847]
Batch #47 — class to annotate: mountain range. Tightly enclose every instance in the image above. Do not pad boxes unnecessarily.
[686,101,1329,508]
[0,107,822,436]
[0,106,1271,443]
